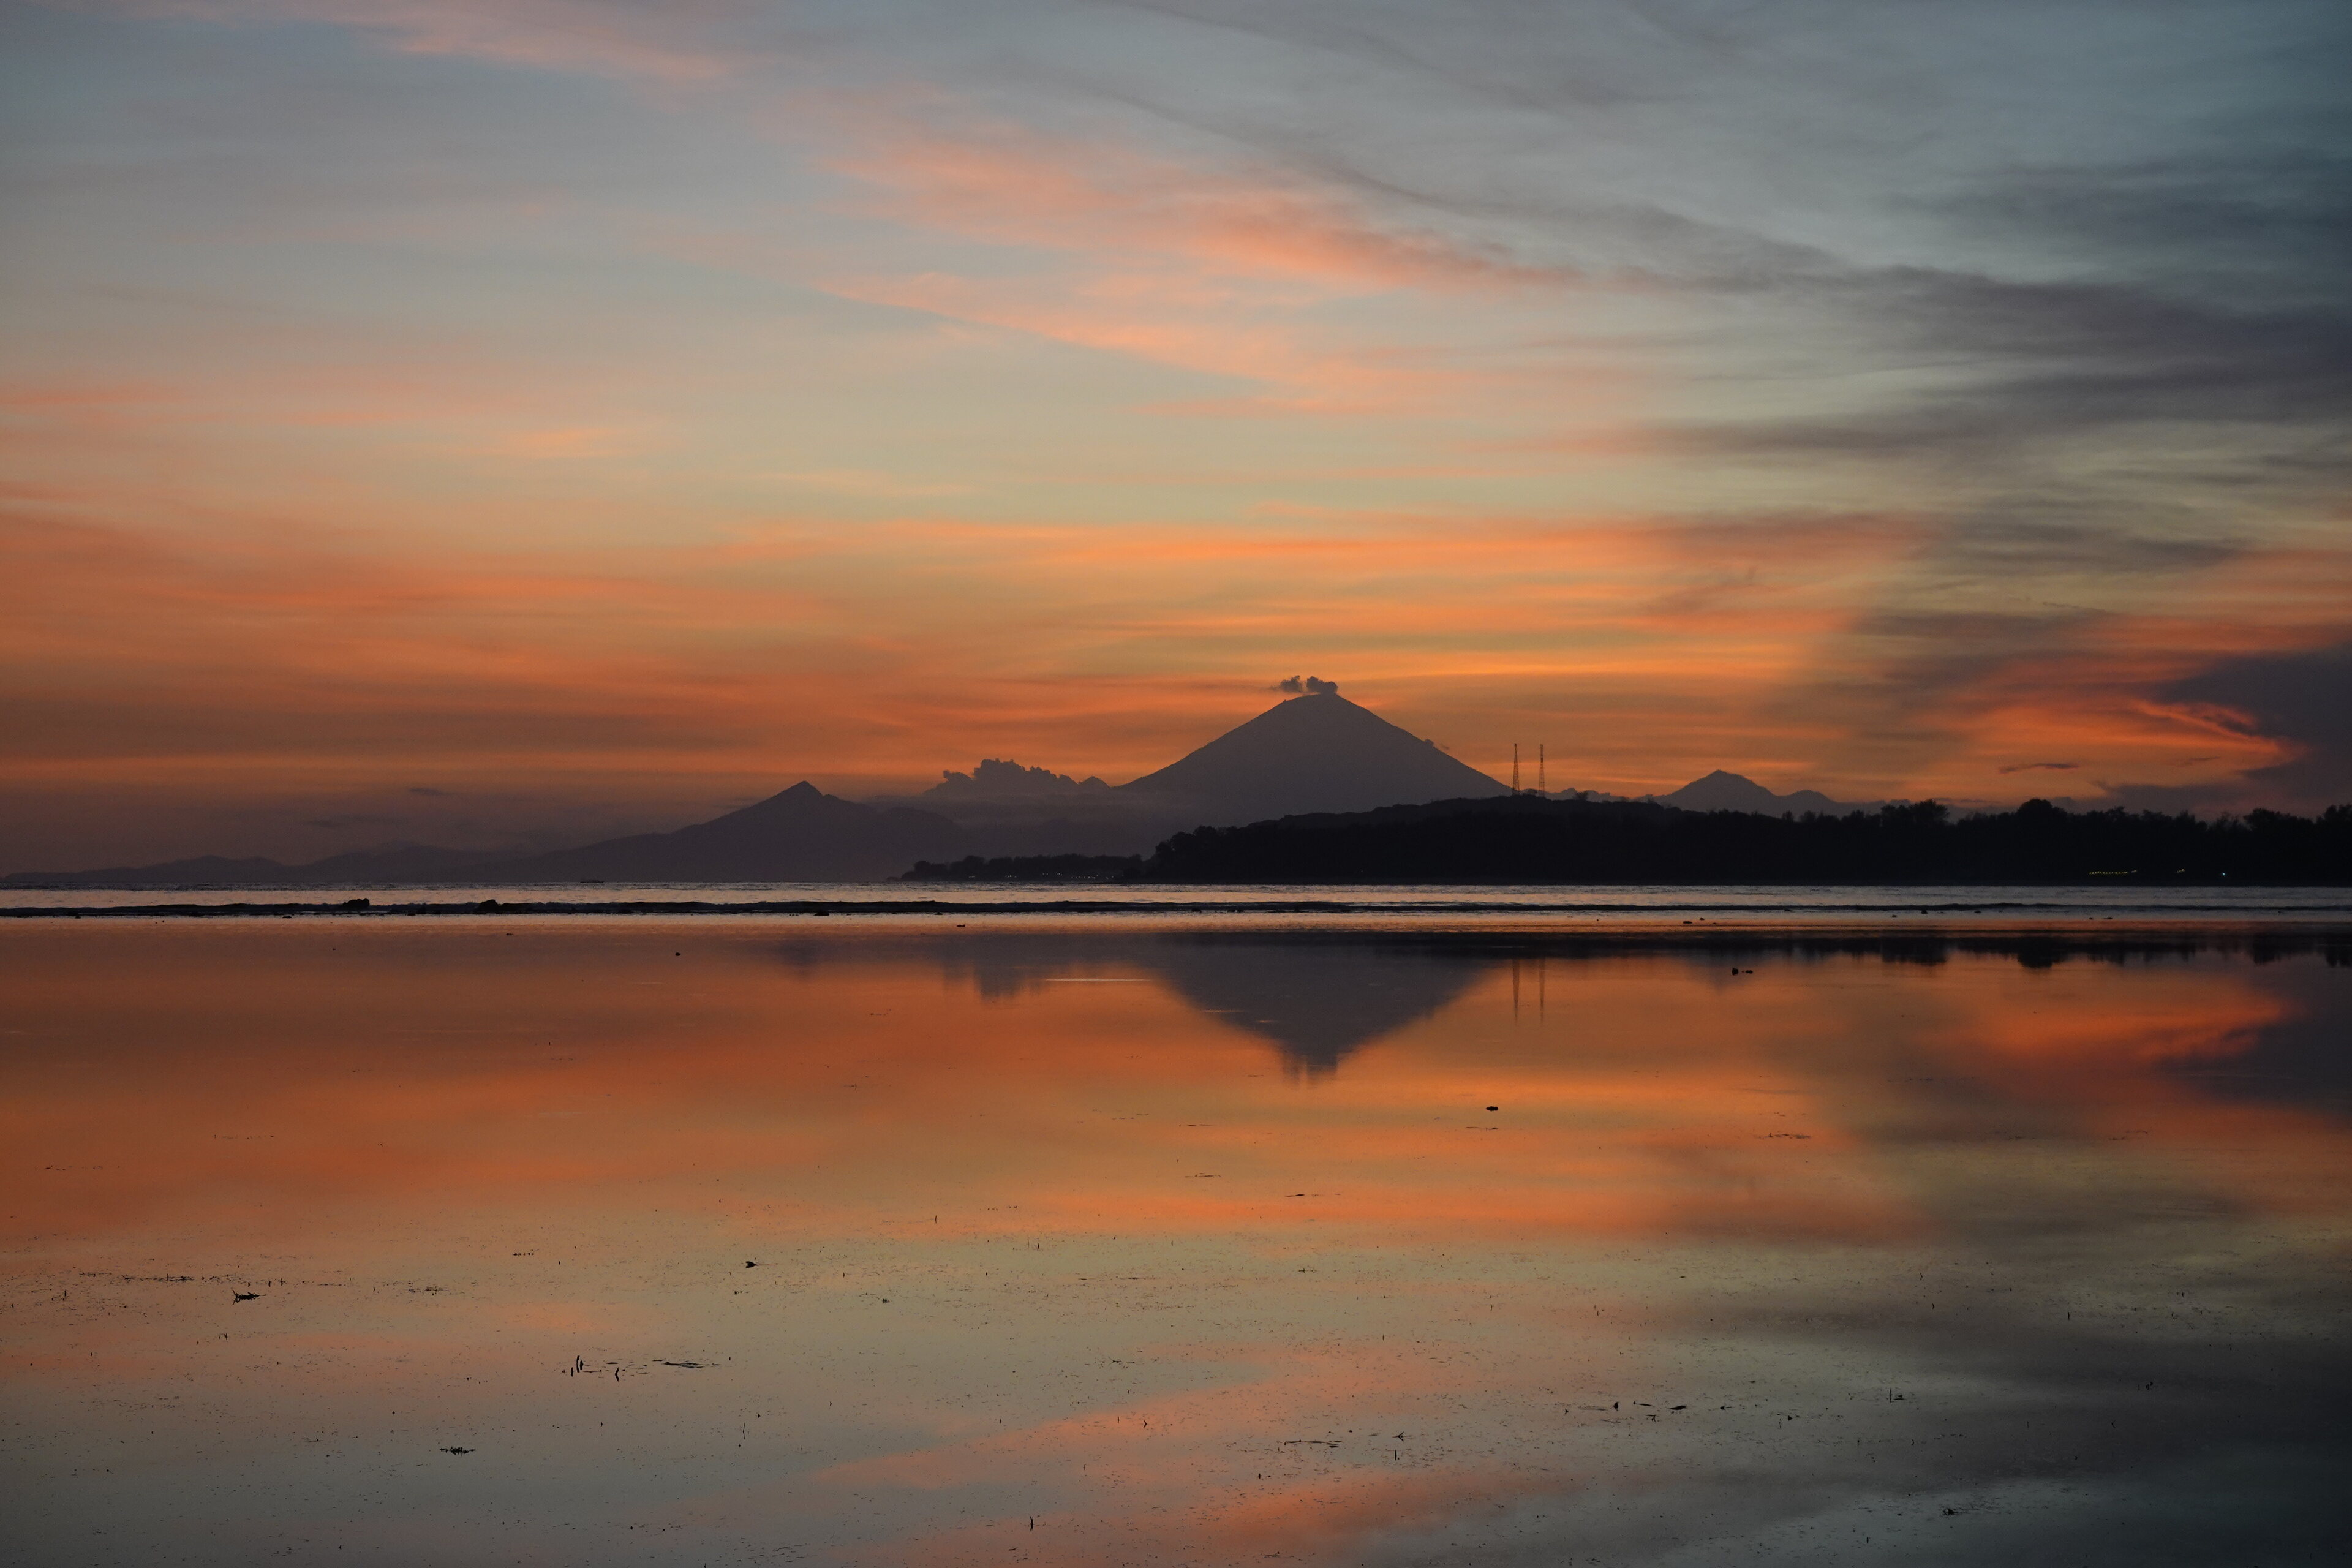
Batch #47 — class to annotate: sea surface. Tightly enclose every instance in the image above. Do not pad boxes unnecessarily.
[6,880,2351,923]
[4,916,2348,1566]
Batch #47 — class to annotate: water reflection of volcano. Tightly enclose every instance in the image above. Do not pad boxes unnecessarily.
[862,933,1491,1077]
[1137,940,1488,1077]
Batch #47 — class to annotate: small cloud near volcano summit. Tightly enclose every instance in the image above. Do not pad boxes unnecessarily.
[1277,676,1340,696]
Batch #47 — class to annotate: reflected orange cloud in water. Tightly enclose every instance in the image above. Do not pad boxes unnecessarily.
[5,925,2333,1252]
[7,923,2350,1565]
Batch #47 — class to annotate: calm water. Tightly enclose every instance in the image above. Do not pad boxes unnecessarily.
[6,881,2351,921]
[4,920,2348,1566]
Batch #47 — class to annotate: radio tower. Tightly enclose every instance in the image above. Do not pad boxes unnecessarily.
[1512,742,1521,794]
[1539,744,1546,796]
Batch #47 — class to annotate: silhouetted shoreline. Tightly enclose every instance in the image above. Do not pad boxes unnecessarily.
[6,898,2348,960]
[1114,795,2352,884]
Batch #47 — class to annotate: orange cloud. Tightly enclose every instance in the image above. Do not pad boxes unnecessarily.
[1875,550,2352,802]
[6,482,2345,866]
[821,268,1447,410]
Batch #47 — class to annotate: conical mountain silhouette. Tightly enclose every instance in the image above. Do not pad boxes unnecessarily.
[1120,690,1503,822]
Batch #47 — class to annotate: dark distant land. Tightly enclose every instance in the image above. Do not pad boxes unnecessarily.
[856,686,1515,858]
[0,783,967,889]
[910,795,2352,886]
[6,688,1504,886]
[9,685,2345,887]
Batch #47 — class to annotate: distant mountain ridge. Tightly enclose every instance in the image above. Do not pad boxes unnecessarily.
[1648,769,1879,815]
[0,843,506,891]
[4,687,1890,886]
[460,782,966,882]
[2,784,963,888]
[923,760,1112,800]
[869,687,1507,858]
[863,759,1160,858]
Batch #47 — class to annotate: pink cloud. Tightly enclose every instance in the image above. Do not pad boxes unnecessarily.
[774,119,1589,408]
[110,0,747,83]
[838,126,1561,296]
[821,268,1454,410]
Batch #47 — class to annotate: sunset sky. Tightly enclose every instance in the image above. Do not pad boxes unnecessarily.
[5,0,2348,866]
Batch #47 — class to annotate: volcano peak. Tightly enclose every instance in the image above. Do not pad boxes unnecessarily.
[1120,690,1503,821]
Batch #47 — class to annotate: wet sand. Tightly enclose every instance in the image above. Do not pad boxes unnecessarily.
[4,920,2348,1565]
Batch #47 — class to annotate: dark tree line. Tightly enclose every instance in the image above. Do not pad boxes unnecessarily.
[1126,796,2352,884]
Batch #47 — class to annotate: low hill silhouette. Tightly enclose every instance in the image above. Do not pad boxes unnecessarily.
[0,843,505,890]
[1649,769,1872,815]
[464,783,965,882]
[2,784,965,888]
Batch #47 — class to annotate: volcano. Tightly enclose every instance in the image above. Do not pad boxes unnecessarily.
[1118,689,1504,823]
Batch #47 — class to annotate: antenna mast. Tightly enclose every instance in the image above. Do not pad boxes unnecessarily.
[1512,742,1520,794]
[1539,744,1546,796]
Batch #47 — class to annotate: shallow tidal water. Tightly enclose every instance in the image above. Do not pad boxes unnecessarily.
[4,919,2348,1566]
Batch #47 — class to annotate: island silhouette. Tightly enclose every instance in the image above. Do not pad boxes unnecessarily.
[925,794,2352,886]
[6,685,1499,886]
[7,685,2346,886]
